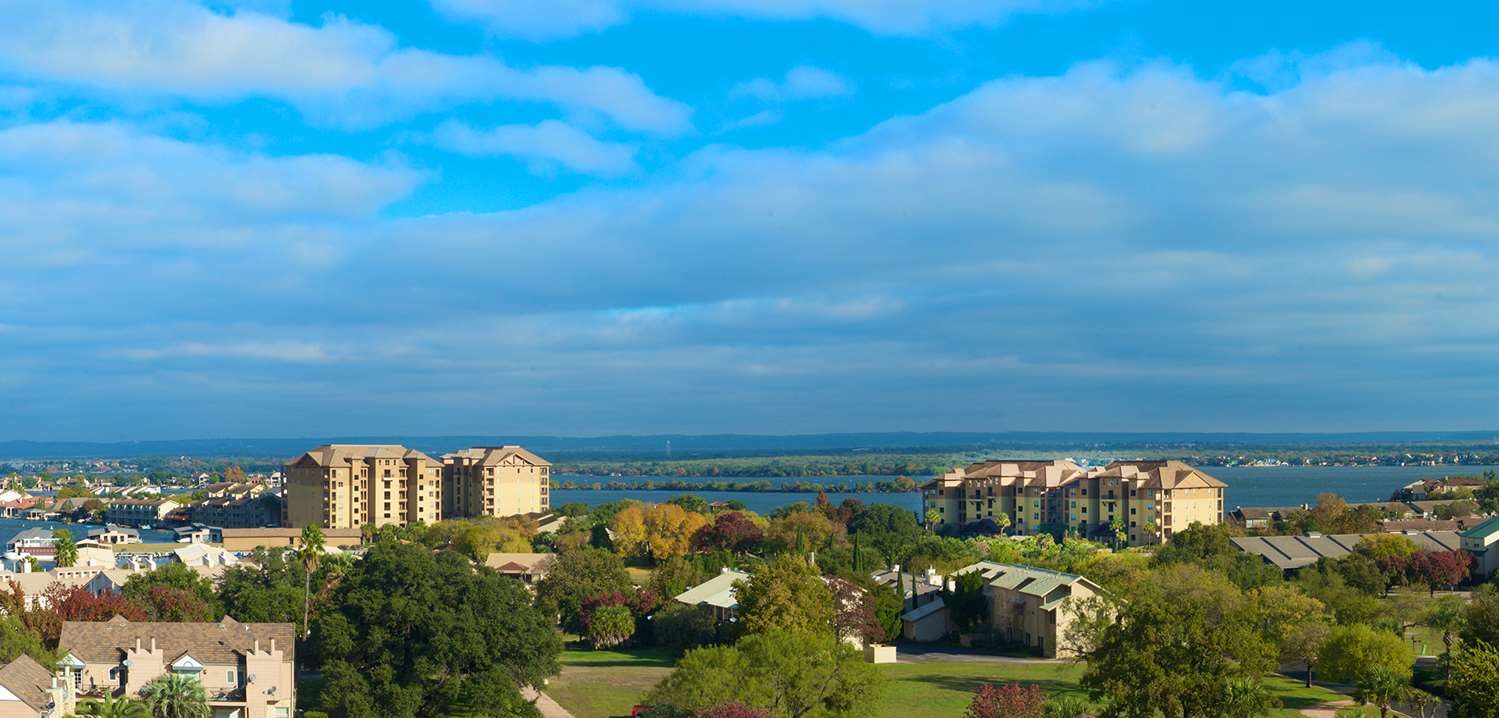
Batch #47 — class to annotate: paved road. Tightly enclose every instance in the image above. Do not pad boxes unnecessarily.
[522,687,577,718]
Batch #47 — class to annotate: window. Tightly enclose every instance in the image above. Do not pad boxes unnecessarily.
[227,669,237,684]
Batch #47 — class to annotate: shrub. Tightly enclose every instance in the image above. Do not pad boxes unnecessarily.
[654,603,720,653]
[588,604,636,649]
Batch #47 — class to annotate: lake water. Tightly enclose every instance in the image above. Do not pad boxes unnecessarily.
[551,465,1499,515]
[0,517,178,544]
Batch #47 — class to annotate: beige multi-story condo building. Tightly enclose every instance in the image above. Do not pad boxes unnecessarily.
[922,459,1226,546]
[441,446,551,519]
[57,616,295,718]
[282,445,443,529]
[957,561,1104,658]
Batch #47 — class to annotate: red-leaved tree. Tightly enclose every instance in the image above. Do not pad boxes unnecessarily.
[44,584,148,622]
[965,682,1045,718]
[693,512,765,555]
[1412,550,1471,595]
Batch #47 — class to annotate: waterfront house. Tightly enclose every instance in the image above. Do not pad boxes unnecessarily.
[103,499,179,527]
[173,524,220,544]
[85,525,139,546]
[57,616,296,718]
[5,529,60,561]
[188,493,281,530]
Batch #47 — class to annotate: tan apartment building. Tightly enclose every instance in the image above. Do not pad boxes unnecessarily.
[57,616,295,718]
[922,459,1226,546]
[282,445,443,529]
[956,562,1104,658]
[442,446,551,519]
[103,499,180,527]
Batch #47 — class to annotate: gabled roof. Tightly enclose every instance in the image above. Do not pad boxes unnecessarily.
[483,553,554,573]
[673,569,750,610]
[0,655,53,710]
[901,597,947,622]
[59,616,294,666]
[1099,460,1227,489]
[1233,530,1464,570]
[291,444,435,467]
[954,562,1101,603]
[442,446,551,467]
[1461,515,1499,540]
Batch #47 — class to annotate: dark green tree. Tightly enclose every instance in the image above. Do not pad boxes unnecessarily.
[52,529,78,568]
[1448,640,1499,718]
[849,505,922,568]
[735,556,833,636]
[534,547,632,633]
[316,542,560,718]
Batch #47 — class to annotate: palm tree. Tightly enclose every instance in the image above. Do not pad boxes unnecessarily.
[1354,667,1410,718]
[923,510,941,530]
[52,529,78,568]
[79,693,149,718]
[1425,596,1467,678]
[298,523,325,638]
[141,674,210,718]
[1220,676,1274,718]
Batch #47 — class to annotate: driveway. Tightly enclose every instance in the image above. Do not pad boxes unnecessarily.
[522,686,577,718]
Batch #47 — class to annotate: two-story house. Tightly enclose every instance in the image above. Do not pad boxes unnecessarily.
[57,616,295,718]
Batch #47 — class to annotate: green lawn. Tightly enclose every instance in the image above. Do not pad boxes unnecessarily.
[545,649,1351,718]
[876,663,1347,718]
[547,643,680,718]
[873,661,1088,718]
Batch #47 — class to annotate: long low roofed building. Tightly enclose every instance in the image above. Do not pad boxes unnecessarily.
[1231,530,1463,570]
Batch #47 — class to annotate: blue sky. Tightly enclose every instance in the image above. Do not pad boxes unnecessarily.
[4,0,1499,440]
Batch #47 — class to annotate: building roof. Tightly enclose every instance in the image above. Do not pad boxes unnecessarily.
[0,655,53,710]
[442,445,551,467]
[901,597,947,622]
[87,524,140,538]
[673,569,750,610]
[1232,530,1463,570]
[1097,460,1228,489]
[219,527,362,539]
[1407,499,1478,514]
[290,444,436,467]
[483,552,555,574]
[5,528,55,544]
[60,616,294,666]
[1461,515,1499,540]
[954,561,1101,608]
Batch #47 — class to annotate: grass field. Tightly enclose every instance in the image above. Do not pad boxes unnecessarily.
[544,650,1348,718]
[546,644,679,718]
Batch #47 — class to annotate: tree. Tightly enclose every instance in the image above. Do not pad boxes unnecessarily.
[645,504,709,559]
[645,629,882,717]
[1448,640,1499,718]
[734,556,833,637]
[1425,595,1467,676]
[45,584,147,623]
[219,549,315,634]
[587,604,635,649]
[0,614,54,666]
[850,505,922,568]
[653,603,718,653]
[944,570,989,631]
[534,547,632,633]
[1071,564,1275,718]
[1464,585,1499,647]
[121,563,221,620]
[51,529,77,568]
[78,693,149,718]
[924,510,941,530]
[316,542,560,718]
[1319,624,1413,685]
[1411,550,1471,595]
[1281,619,1331,688]
[141,673,210,718]
[610,506,649,556]
[965,682,1044,718]
[766,510,842,555]
[1220,676,1275,718]
[828,577,884,645]
[695,511,764,555]
[298,523,325,639]
[1352,666,1409,718]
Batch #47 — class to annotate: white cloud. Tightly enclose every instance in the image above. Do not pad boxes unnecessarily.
[15,47,1499,433]
[434,119,639,176]
[0,0,692,133]
[731,65,853,102]
[433,0,1087,38]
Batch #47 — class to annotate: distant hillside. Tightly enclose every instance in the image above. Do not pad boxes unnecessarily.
[2,430,1499,460]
